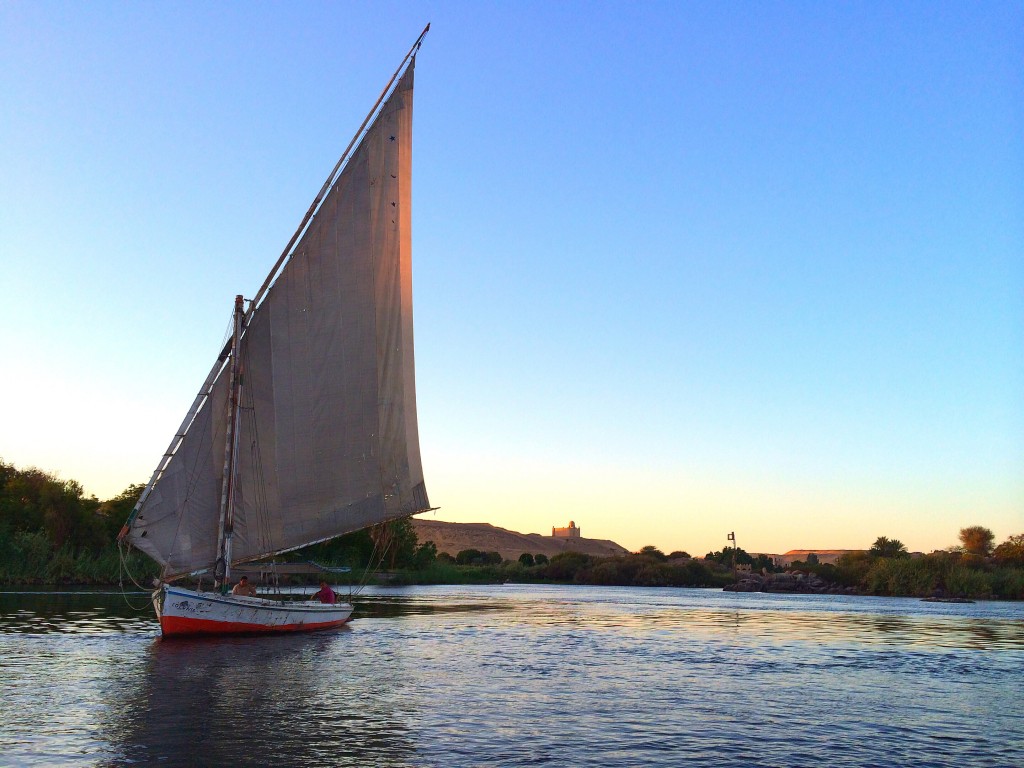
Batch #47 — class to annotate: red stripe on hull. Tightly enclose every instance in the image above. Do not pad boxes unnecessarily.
[161,614,350,637]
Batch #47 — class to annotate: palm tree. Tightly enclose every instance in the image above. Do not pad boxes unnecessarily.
[869,536,908,558]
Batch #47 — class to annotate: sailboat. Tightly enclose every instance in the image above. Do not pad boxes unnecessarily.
[118,26,433,637]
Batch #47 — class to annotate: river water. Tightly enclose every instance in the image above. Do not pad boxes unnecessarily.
[0,585,1021,767]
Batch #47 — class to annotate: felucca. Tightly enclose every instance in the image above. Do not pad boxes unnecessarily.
[119,26,433,636]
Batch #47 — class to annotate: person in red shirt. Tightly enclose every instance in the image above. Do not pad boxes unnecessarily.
[313,580,337,604]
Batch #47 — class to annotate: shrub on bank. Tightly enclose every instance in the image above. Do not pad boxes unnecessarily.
[990,568,1024,600]
[856,548,1024,600]
[944,565,993,600]
[0,528,157,586]
[863,557,939,597]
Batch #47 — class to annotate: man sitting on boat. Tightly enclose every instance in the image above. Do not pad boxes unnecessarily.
[312,580,337,604]
[231,576,258,597]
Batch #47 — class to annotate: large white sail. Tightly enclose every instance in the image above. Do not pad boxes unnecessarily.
[127,62,428,580]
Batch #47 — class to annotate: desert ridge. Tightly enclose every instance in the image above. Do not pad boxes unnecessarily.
[410,518,630,562]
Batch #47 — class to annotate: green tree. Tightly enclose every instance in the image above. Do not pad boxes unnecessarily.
[993,533,1024,565]
[455,549,502,566]
[0,462,48,532]
[704,547,753,566]
[412,540,437,569]
[959,526,995,557]
[455,548,484,565]
[869,536,908,558]
[363,517,419,568]
[542,551,590,580]
[533,553,548,565]
[639,545,667,561]
[304,527,375,568]
[518,553,535,567]
[95,483,145,541]
[0,461,159,584]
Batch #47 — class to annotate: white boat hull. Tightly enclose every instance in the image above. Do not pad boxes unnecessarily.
[157,585,352,637]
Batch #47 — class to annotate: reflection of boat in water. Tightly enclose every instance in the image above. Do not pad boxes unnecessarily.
[118,26,433,637]
[100,632,418,767]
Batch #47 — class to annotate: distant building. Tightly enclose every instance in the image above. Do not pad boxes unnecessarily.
[552,520,581,539]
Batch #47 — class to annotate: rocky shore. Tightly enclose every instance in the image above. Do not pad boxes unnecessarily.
[723,571,859,595]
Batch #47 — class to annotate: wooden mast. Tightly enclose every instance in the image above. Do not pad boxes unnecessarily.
[215,294,245,587]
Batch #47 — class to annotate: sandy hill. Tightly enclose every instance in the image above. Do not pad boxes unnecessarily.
[411,518,630,562]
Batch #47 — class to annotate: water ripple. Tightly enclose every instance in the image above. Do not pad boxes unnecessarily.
[0,586,1021,767]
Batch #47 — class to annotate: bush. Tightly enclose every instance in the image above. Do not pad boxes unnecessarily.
[455,548,484,565]
[586,560,625,586]
[864,557,939,597]
[993,534,1024,566]
[541,551,591,581]
[991,568,1024,600]
[835,551,873,587]
[412,541,437,569]
[944,565,993,599]
[455,549,502,566]
[638,545,667,561]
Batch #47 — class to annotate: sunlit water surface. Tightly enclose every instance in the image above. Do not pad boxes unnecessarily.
[1,585,1021,767]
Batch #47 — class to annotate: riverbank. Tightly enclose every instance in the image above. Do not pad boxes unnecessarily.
[2,461,1020,600]
[5,549,1022,601]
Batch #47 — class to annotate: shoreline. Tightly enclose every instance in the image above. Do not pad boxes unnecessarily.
[1,576,1017,602]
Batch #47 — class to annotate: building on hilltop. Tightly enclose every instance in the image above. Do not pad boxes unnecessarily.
[552,521,581,539]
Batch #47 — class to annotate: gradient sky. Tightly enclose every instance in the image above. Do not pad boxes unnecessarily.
[1,1,1021,557]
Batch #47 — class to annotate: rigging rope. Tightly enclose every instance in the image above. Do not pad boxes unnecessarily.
[348,518,400,600]
[117,540,157,612]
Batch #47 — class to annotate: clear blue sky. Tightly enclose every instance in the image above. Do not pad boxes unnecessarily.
[1,1,1021,556]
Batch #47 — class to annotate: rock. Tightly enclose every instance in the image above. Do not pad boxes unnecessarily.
[724,569,860,598]
[921,597,975,604]
[724,575,765,592]
[724,570,855,596]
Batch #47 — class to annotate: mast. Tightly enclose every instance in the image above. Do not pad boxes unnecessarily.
[214,294,245,587]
